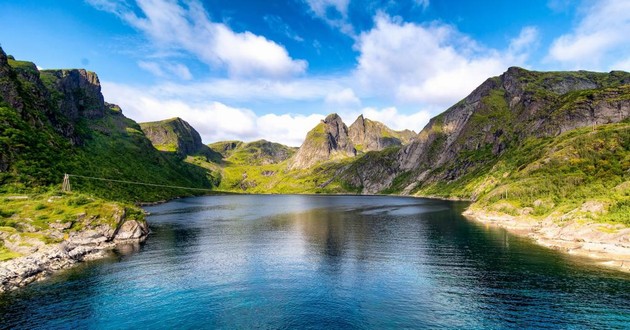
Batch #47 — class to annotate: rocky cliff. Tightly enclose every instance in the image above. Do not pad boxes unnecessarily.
[289,113,356,169]
[140,117,221,161]
[343,67,630,194]
[348,114,416,152]
[0,47,107,146]
[0,46,216,199]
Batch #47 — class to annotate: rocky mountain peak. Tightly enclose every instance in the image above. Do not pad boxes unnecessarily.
[288,113,356,170]
[348,114,417,152]
[140,117,220,161]
[41,69,106,120]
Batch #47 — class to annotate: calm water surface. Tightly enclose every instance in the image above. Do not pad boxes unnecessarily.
[1,195,629,329]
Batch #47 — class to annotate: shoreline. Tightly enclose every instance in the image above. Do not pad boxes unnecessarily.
[3,193,628,293]
[0,216,149,292]
[462,207,630,273]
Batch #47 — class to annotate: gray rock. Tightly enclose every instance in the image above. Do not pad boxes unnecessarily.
[289,113,356,169]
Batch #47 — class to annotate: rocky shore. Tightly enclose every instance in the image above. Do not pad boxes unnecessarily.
[463,208,630,272]
[0,217,149,292]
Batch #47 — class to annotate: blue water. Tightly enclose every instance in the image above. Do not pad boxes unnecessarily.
[1,195,629,329]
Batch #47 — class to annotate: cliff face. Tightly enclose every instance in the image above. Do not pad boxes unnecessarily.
[348,115,416,152]
[140,117,222,162]
[289,113,356,169]
[0,46,216,196]
[0,47,107,147]
[342,67,630,194]
[41,69,106,120]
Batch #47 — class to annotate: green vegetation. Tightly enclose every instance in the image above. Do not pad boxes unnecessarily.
[415,122,630,225]
[0,190,143,261]
[213,139,350,194]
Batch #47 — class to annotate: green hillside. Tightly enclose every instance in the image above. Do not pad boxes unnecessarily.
[0,48,216,202]
[418,121,630,224]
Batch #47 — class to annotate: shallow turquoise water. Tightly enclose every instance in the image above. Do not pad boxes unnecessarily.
[1,195,629,329]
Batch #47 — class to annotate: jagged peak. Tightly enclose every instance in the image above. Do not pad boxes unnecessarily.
[323,113,343,123]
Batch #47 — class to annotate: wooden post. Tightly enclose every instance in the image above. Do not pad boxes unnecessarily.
[62,173,71,192]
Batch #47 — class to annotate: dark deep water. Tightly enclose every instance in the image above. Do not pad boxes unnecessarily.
[1,195,629,329]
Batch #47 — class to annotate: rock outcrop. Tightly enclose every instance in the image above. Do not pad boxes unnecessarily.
[0,213,149,292]
[344,67,630,194]
[289,113,356,170]
[348,114,416,152]
[41,69,106,120]
[140,117,222,161]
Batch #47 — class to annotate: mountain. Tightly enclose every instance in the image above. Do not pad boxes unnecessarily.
[0,46,223,270]
[140,117,222,162]
[348,115,416,152]
[288,113,356,169]
[0,47,216,201]
[208,140,243,158]
[209,139,296,166]
[342,67,630,195]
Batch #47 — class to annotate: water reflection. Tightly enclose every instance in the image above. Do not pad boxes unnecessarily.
[0,195,628,329]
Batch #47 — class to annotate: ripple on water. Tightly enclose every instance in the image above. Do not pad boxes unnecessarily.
[1,195,629,329]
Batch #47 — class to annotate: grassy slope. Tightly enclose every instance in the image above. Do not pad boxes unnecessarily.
[0,53,217,261]
[210,139,352,194]
[415,121,630,225]
[68,110,217,202]
[1,57,216,202]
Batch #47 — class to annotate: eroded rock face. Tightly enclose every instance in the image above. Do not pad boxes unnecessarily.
[347,67,630,194]
[289,113,356,170]
[140,117,222,161]
[0,48,27,112]
[41,69,106,120]
[348,115,416,152]
[141,118,204,155]
[0,46,109,148]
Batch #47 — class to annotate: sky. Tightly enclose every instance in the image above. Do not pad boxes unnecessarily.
[1,0,629,146]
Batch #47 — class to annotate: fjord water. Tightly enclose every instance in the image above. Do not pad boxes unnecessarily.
[1,195,629,329]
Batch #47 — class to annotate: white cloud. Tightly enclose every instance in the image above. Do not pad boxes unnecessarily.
[89,0,306,78]
[354,14,537,107]
[146,76,350,102]
[138,60,193,80]
[304,0,355,36]
[547,0,630,70]
[325,88,361,107]
[102,82,324,146]
[342,107,430,132]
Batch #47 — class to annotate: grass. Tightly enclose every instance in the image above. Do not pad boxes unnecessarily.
[414,122,630,225]
[0,190,144,261]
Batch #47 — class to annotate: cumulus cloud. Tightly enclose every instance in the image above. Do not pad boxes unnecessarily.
[325,88,361,107]
[102,82,324,146]
[88,0,307,78]
[547,0,630,70]
[145,76,351,103]
[354,14,537,107]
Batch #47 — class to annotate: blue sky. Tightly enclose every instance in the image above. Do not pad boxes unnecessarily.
[1,0,628,145]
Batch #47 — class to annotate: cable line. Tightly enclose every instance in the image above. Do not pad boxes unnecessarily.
[66,174,215,192]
